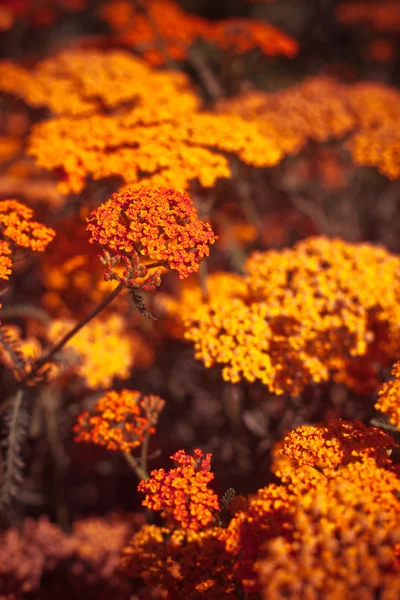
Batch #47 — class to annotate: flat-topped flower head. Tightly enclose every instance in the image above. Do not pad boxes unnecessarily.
[74,389,165,453]
[138,448,220,531]
[87,188,217,286]
[280,418,397,474]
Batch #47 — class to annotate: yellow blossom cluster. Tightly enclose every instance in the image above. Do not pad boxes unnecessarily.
[0,49,199,117]
[28,108,277,194]
[257,476,400,599]
[279,418,396,474]
[47,314,136,389]
[100,0,298,66]
[184,237,400,395]
[376,361,400,429]
[219,77,400,180]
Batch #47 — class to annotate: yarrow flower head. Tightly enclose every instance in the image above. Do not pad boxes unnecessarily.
[138,449,220,531]
[280,418,397,474]
[0,199,55,280]
[86,187,217,287]
[74,389,165,453]
[0,199,55,252]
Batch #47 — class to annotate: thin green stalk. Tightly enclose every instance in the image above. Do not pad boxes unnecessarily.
[124,451,149,480]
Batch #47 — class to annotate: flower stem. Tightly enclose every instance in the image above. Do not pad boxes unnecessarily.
[141,431,150,472]
[24,281,125,385]
[124,451,149,480]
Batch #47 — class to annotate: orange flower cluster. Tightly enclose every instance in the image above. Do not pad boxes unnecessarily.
[74,389,165,453]
[28,108,275,194]
[218,77,356,162]
[48,314,138,389]
[0,199,55,280]
[185,237,400,395]
[138,449,220,531]
[280,418,396,474]
[0,240,12,280]
[0,49,199,117]
[121,420,400,597]
[225,421,400,594]
[0,199,55,252]
[0,0,88,33]
[87,187,217,283]
[376,361,400,429]
[100,0,298,66]
[336,1,400,33]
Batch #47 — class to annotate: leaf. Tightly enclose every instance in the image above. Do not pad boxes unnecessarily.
[129,288,157,320]
[0,390,28,514]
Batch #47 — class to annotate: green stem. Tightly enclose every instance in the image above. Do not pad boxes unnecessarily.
[124,451,149,480]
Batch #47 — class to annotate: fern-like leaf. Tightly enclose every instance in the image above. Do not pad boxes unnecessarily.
[129,289,156,320]
[0,390,28,513]
[0,327,27,376]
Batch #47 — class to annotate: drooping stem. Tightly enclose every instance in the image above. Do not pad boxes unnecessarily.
[188,45,225,101]
[124,451,149,480]
[24,281,125,385]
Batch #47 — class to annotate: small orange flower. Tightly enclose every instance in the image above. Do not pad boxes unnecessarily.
[376,361,400,429]
[138,449,220,531]
[87,187,217,285]
[74,389,165,453]
[0,240,12,280]
[0,199,55,252]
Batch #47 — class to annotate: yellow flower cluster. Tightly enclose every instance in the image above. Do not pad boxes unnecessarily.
[29,109,277,194]
[376,361,400,429]
[280,418,396,474]
[0,49,199,117]
[184,237,400,395]
[257,476,400,599]
[219,76,400,180]
[48,314,135,389]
